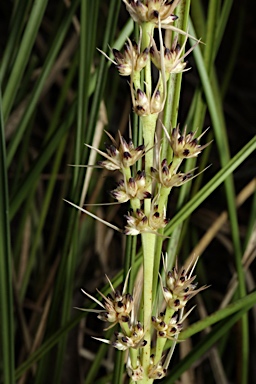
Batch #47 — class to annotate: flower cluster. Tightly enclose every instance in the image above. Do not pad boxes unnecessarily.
[81,275,134,329]
[81,274,147,353]
[110,171,151,202]
[148,355,167,379]
[132,87,165,116]
[127,357,144,381]
[162,259,208,310]
[112,38,149,76]
[151,158,194,188]
[150,36,188,75]
[169,126,211,160]
[123,0,180,26]
[124,205,169,235]
[88,131,145,171]
[152,311,182,339]
[112,322,147,350]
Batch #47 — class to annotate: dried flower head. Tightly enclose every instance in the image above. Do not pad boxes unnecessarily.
[133,88,151,116]
[133,87,164,116]
[87,130,145,171]
[148,355,167,379]
[151,158,195,188]
[150,37,187,75]
[111,321,147,350]
[122,0,180,26]
[110,170,151,202]
[80,273,133,329]
[112,38,149,76]
[124,205,169,235]
[163,124,212,159]
[162,257,208,310]
[126,357,144,381]
[152,307,194,340]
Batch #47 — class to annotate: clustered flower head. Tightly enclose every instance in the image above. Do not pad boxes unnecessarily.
[112,38,149,76]
[151,158,194,188]
[81,273,147,352]
[87,130,145,171]
[127,356,144,381]
[170,125,211,159]
[152,308,195,340]
[162,258,208,310]
[150,36,188,75]
[81,274,134,329]
[124,204,169,235]
[112,321,147,350]
[133,87,164,116]
[110,170,151,202]
[148,355,167,379]
[122,0,180,26]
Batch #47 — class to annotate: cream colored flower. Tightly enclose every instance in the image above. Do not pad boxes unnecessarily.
[133,87,165,116]
[152,307,194,339]
[112,38,149,76]
[163,124,212,159]
[124,204,169,235]
[80,273,133,329]
[161,258,208,310]
[122,0,180,26]
[110,170,151,202]
[148,355,167,379]
[151,158,195,188]
[126,356,144,381]
[87,130,145,171]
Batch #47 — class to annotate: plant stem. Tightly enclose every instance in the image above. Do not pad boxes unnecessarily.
[141,232,156,382]
[141,114,158,181]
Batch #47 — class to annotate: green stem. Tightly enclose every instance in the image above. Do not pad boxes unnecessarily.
[154,307,175,364]
[0,88,15,384]
[141,232,156,381]
[141,22,154,96]
[141,114,158,180]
